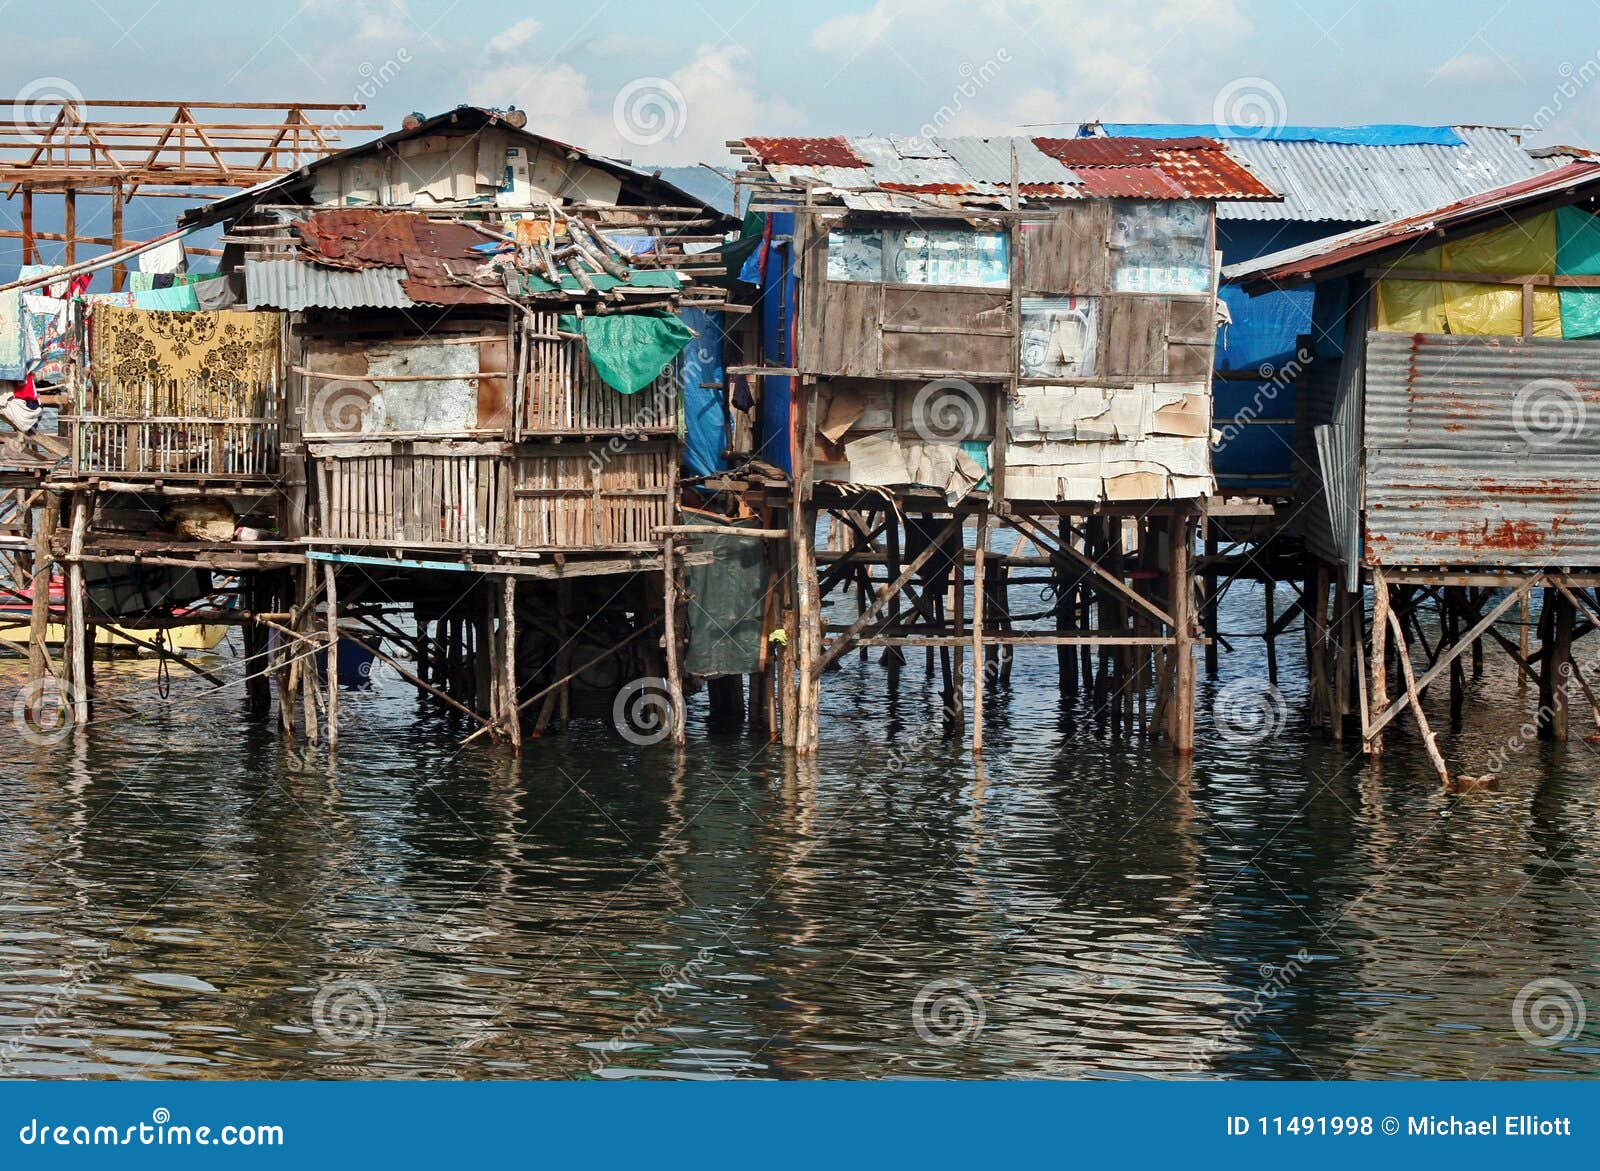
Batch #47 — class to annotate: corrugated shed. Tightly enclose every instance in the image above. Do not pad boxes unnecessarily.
[1364,332,1600,569]
[737,133,1273,205]
[245,257,415,310]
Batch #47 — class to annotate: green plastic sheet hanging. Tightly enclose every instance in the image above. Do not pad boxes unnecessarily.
[558,311,695,394]
[1556,205,1600,338]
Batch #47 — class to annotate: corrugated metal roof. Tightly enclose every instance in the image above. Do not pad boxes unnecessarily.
[738,134,1273,205]
[1227,161,1600,288]
[245,257,414,310]
[1127,126,1558,222]
[1365,332,1600,570]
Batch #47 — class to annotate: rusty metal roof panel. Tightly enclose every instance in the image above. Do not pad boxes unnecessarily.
[1364,331,1600,570]
[1032,136,1277,200]
[744,136,869,168]
[244,257,415,310]
[737,133,1267,205]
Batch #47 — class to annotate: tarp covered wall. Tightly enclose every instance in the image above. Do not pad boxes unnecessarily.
[680,305,729,477]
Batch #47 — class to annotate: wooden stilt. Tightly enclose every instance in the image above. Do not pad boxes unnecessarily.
[1264,577,1279,685]
[972,510,987,754]
[1166,512,1195,754]
[503,575,522,751]
[65,493,89,726]
[1368,568,1389,756]
[662,536,688,747]
[324,564,339,750]
[1203,524,1219,678]
[1544,588,1575,743]
[27,493,56,682]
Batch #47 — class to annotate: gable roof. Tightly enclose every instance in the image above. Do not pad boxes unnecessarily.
[1085,124,1559,222]
[181,106,733,227]
[1225,160,1600,291]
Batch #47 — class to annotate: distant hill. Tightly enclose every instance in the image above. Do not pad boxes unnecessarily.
[644,165,739,216]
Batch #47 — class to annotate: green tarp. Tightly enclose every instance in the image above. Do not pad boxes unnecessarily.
[683,515,767,677]
[558,310,695,394]
[1556,206,1600,338]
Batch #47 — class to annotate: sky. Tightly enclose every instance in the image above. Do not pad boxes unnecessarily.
[3,0,1598,170]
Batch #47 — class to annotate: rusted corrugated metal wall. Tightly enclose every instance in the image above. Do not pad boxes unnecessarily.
[1364,332,1600,569]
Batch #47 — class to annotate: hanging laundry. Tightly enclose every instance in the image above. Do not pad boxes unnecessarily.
[90,305,280,387]
[138,235,188,275]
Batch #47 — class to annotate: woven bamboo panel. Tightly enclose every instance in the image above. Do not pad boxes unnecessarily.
[519,312,679,436]
[314,444,508,545]
[510,442,674,549]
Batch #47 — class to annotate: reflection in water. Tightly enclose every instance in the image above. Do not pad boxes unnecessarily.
[0,582,1598,1080]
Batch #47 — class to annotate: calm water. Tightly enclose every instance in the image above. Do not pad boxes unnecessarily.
[1,583,1598,1081]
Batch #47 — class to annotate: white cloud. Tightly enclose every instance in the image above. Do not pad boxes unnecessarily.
[466,25,802,164]
[806,0,1251,132]
[1429,52,1504,86]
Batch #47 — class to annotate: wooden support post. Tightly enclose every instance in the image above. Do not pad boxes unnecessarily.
[323,563,339,750]
[662,537,688,747]
[1368,569,1389,756]
[883,510,905,681]
[504,575,522,751]
[949,516,966,729]
[1264,577,1279,685]
[27,493,56,682]
[1166,512,1195,754]
[1203,524,1219,678]
[63,190,76,266]
[110,184,125,291]
[1543,587,1575,743]
[794,500,822,754]
[1055,517,1077,699]
[21,188,34,265]
[65,493,89,726]
[972,510,987,754]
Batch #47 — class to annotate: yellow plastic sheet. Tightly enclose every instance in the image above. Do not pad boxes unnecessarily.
[1375,212,1561,336]
[1376,242,1444,333]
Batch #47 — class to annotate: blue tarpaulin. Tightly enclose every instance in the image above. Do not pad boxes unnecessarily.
[754,213,796,474]
[1094,124,1465,147]
[680,306,729,478]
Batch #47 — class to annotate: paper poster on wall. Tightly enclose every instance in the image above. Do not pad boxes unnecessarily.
[891,230,1010,288]
[1020,296,1099,378]
[1110,200,1210,294]
[827,228,1011,287]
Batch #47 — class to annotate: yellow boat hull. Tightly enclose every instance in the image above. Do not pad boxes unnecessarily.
[0,622,231,654]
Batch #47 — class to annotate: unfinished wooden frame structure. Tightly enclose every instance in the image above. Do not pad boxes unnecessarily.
[0,100,378,281]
